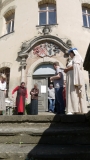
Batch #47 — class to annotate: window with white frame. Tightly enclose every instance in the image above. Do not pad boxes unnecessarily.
[82,7,90,28]
[39,4,56,25]
[4,11,15,34]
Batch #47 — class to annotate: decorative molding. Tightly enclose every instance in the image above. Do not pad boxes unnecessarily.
[38,0,56,5]
[20,57,27,67]
[18,35,70,58]
[36,24,58,36]
[3,6,15,17]
[0,62,12,69]
[42,26,51,35]
[80,0,90,5]
[66,39,72,48]
[33,42,60,58]
[1,0,15,9]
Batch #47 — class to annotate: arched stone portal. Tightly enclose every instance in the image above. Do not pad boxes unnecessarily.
[18,35,69,111]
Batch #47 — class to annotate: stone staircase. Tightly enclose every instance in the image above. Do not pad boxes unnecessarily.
[0,114,90,160]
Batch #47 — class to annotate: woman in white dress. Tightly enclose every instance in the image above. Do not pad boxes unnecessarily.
[0,74,6,115]
[64,48,87,114]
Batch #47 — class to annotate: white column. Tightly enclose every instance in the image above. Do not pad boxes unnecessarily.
[21,65,25,82]
[21,57,27,82]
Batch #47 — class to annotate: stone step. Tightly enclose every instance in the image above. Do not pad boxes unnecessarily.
[0,144,90,160]
[0,115,89,160]
[0,115,87,123]
[0,125,90,144]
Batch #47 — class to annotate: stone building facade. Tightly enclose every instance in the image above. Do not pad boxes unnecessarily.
[0,0,90,111]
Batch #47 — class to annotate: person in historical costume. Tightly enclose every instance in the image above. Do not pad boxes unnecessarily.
[0,74,7,115]
[12,82,28,115]
[64,48,87,114]
[30,84,39,115]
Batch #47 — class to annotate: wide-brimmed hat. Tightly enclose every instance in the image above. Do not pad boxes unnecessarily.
[68,48,77,53]
[1,74,6,79]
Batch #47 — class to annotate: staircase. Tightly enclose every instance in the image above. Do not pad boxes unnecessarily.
[0,114,90,160]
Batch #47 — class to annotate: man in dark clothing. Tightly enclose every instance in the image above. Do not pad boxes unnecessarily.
[50,62,65,114]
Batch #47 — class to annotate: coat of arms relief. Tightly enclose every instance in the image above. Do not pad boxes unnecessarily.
[33,42,60,58]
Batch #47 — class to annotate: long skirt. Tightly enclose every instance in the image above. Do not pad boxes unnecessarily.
[16,95,25,114]
[30,99,38,115]
[0,90,5,111]
[66,70,87,114]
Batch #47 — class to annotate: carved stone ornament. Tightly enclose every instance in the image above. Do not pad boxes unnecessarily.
[0,62,12,68]
[66,39,72,48]
[20,57,27,67]
[33,42,60,57]
[42,26,51,35]
[21,41,30,51]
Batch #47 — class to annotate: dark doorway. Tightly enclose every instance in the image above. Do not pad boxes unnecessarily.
[48,77,54,87]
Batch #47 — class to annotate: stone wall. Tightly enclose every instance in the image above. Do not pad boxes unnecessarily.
[0,0,89,99]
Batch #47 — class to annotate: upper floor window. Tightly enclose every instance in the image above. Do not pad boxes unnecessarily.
[39,4,56,25]
[4,10,15,34]
[82,7,90,28]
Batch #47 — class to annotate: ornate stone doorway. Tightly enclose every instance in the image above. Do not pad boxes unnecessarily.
[18,35,69,110]
[33,64,55,111]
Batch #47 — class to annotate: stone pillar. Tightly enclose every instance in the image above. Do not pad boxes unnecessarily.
[21,66,25,82]
[20,57,27,82]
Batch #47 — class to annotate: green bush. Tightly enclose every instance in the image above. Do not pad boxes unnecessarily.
[25,103,31,115]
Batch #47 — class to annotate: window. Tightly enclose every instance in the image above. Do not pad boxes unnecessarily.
[4,10,15,34]
[39,4,56,25]
[82,7,90,28]
[0,67,10,98]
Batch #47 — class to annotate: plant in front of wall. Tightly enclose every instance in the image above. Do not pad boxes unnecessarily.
[25,102,31,115]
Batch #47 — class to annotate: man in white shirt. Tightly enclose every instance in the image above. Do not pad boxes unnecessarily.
[48,84,55,113]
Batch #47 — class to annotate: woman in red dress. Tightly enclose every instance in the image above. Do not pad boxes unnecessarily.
[12,82,28,115]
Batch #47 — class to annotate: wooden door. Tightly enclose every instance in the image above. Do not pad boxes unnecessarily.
[33,78,48,112]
